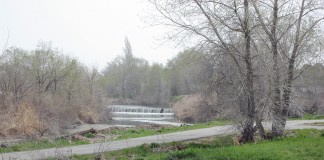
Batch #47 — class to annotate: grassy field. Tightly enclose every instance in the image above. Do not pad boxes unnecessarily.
[0,120,229,153]
[73,129,324,160]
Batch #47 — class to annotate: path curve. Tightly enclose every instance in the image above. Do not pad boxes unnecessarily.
[1,120,324,160]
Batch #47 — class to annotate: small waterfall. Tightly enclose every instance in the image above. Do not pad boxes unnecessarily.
[106,105,182,126]
[107,105,175,121]
[110,105,173,114]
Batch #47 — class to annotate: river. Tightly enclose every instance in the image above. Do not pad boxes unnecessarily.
[65,105,182,134]
[106,105,182,126]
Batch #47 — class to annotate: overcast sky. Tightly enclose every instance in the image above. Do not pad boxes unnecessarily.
[0,0,181,70]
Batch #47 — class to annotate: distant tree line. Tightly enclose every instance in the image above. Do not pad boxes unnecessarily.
[101,38,209,106]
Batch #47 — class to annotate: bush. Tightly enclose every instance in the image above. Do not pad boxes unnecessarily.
[2,103,49,137]
[150,143,160,149]
[84,133,96,138]
[78,107,100,124]
[172,94,217,123]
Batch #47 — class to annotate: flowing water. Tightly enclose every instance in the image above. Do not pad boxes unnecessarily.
[107,105,182,126]
[65,105,182,134]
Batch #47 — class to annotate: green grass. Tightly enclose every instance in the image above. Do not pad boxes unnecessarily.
[0,138,89,153]
[106,120,230,140]
[84,132,96,138]
[289,114,324,120]
[73,129,324,160]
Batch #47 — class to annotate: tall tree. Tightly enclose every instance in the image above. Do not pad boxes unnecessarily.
[251,0,324,136]
[148,0,266,142]
[102,37,149,103]
[148,0,323,140]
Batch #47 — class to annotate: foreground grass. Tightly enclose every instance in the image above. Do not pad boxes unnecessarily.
[0,138,88,153]
[73,129,324,160]
[108,120,230,140]
[0,120,229,153]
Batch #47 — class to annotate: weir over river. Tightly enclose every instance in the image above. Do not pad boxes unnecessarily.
[107,105,182,126]
[64,105,182,134]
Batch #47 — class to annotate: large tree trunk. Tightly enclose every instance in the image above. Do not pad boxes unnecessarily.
[240,65,257,142]
[271,43,284,137]
[239,0,259,143]
[268,0,286,137]
[255,114,266,139]
[280,58,294,131]
[281,0,306,134]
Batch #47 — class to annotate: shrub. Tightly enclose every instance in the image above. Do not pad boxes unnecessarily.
[78,107,100,124]
[4,103,48,137]
[172,94,217,123]
[84,132,96,138]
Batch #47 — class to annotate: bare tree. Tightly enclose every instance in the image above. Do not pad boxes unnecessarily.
[251,0,324,136]
[148,0,269,142]
[148,0,323,140]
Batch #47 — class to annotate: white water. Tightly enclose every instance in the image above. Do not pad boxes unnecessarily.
[65,105,182,134]
[107,105,182,126]
[109,105,173,113]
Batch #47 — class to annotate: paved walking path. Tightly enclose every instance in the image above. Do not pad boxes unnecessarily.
[1,120,324,160]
